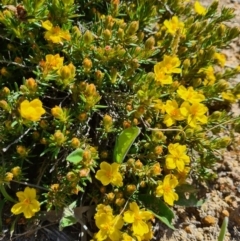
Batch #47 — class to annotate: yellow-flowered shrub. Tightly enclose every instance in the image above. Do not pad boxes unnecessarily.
[0,0,239,240]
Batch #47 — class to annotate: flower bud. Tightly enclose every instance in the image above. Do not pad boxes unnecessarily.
[100,151,108,159]
[192,78,202,87]
[85,83,96,96]
[123,120,131,129]
[154,146,163,156]
[103,29,112,41]
[0,100,10,112]
[71,137,80,148]
[83,30,93,44]
[11,166,21,177]
[126,21,139,35]
[66,172,77,182]
[115,198,125,207]
[95,70,104,85]
[39,120,48,129]
[126,184,136,194]
[51,106,63,119]
[110,68,118,84]
[1,87,10,96]
[26,78,37,92]
[53,130,65,145]
[117,28,124,40]
[183,59,190,69]
[51,184,60,192]
[140,181,146,188]
[151,163,161,176]
[137,31,144,42]
[16,145,28,158]
[106,192,115,202]
[40,138,47,145]
[79,168,90,177]
[1,67,9,76]
[78,112,88,122]
[100,186,106,194]
[82,58,92,71]
[127,158,135,167]
[83,150,91,162]
[216,79,229,92]
[135,159,143,169]
[145,36,155,50]
[4,172,13,182]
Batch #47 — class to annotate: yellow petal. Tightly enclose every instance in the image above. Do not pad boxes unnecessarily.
[11,202,25,215]
[123,210,134,223]
[42,20,53,30]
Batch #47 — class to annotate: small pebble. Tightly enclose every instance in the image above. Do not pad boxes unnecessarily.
[222,209,230,217]
[202,215,216,226]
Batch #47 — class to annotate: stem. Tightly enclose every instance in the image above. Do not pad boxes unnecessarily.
[0,185,16,203]
[10,180,49,192]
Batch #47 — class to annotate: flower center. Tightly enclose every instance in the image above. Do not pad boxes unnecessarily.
[24,198,30,205]
[163,184,171,193]
[171,109,178,117]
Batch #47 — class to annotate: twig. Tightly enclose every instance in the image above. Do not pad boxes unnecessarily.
[0,60,31,69]
[11,222,57,241]
[2,128,31,153]
[10,180,50,191]
[141,117,186,139]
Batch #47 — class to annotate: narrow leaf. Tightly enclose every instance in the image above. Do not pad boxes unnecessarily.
[218,217,228,241]
[113,127,141,164]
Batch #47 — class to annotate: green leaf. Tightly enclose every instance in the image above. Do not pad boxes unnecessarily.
[138,194,175,230]
[175,184,197,194]
[218,217,228,241]
[59,201,77,231]
[66,148,84,164]
[175,192,205,207]
[113,127,141,164]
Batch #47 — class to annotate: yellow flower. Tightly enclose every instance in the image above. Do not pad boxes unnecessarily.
[180,101,208,128]
[156,55,182,75]
[166,143,190,171]
[19,99,45,121]
[122,233,135,241]
[221,91,236,103]
[156,174,179,206]
[214,52,226,67]
[163,100,185,127]
[42,20,71,44]
[177,86,205,103]
[95,204,113,219]
[40,54,64,76]
[123,202,153,237]
[176,166,190,184]
[164,16,185,35]
[95,162,123,186]
[199,66,216,86]
[154,68,173,85]
[194,1,207,16]
[11,187,40,219]
[95,213,123,241]
[4,172,13,182]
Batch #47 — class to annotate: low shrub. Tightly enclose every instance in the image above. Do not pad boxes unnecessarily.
[0,0,239,240]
